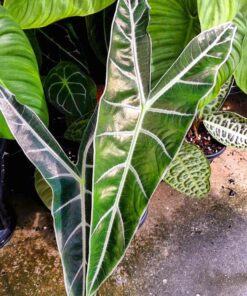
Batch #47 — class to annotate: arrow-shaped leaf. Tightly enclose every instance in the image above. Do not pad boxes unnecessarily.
[87,0,236,294]
[204,111,247,149]
[0,87,95,296]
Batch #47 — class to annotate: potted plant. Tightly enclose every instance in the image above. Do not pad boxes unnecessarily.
[0,0,246,295]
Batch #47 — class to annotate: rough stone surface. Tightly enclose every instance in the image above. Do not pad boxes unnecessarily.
[0,147,247,296]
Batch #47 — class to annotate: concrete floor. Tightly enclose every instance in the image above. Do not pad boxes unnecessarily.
[0,147,247,296]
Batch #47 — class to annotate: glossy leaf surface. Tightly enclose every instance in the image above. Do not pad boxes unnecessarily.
[44,62,96,119]
[4,0,116,29]
[0,87,94,296]
[87,0,236,293]
[0,6,48,139]
[149,0,200,87]
[204,112,247,149]
[164,143,211,198]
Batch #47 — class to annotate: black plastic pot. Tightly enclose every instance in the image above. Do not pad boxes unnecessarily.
[205,146,226,162]
[0,139,15,248]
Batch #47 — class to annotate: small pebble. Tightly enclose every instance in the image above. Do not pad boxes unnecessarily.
[229,189,236,197]
[162,279,168,285]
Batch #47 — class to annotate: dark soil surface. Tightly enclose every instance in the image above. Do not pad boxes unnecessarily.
[186,123,225,156]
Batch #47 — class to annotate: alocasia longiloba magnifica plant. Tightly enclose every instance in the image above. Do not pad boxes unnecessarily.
[0,0,239,295]
[86,0,236,293]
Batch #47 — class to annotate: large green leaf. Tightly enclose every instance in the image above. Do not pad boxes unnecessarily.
[204,111,247,149]
[149,0,201,87]
[0,6,48,139]
[4,0,116,29]
[0,86,95,296]
[44,62,96,119]
[197,0,239,31]
[87,0,236,293]
[164,143,211,198]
